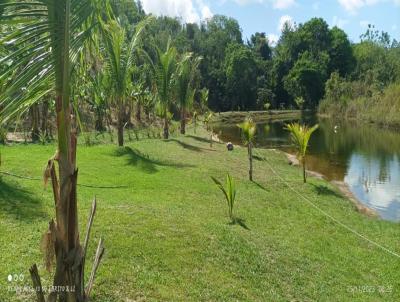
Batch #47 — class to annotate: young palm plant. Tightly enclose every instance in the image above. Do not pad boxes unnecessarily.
[149,40,177,139]
[176,53,201,135]
[211,173,237,223]
[100,17,149,146]
[237,117,257,181]
[286,122,319,183]
[0,1,105,301]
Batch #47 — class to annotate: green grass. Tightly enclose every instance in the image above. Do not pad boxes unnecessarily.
[0,127,400,301]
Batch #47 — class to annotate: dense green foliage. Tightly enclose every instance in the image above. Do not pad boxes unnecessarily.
[319,25,400,126]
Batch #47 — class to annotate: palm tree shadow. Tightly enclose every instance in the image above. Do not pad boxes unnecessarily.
[311,184,342,199]
[229,217,250,230]
[187,135,222,146]
[252,181,269,192]
[165,139,204,152]
[113,146,195,173]
[252,155,265,161]
[0,179,47,221]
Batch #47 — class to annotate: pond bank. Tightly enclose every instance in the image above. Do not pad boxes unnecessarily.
[284,151,378,218]
[212,110,304,124]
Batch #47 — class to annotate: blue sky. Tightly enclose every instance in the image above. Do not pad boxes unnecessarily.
[140,0,400,44]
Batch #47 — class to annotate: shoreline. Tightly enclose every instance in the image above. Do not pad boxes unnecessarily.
[209,129,379,219]
[284,152,378,218]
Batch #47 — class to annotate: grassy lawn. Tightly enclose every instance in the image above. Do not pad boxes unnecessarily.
[0,128,399,301]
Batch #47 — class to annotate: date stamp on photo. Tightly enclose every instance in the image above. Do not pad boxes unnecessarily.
[347,285,393,294]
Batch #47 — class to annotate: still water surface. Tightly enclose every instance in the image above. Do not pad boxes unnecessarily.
[215,115,400,221]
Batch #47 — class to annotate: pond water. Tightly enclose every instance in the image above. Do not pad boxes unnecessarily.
[215,115,400,222]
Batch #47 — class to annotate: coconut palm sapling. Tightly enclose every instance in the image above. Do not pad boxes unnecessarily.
[237,117,257,181]
[211,173,237,223]
[286,122,319,183]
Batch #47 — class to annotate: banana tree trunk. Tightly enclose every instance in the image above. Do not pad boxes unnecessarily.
[248,143,253,181]
[180,108,185,135]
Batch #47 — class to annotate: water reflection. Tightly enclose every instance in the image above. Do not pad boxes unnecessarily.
[215,115,400,221]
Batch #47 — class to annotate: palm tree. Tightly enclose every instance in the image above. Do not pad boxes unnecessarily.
[100,18,148,146]
[0,1,104,301]
[237,117,257,181]
[151,41,177,139]
[176,53,201,134]
[286,123,319,183]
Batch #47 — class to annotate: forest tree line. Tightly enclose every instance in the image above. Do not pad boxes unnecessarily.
[113,1,400,113]
[1,0,400,143]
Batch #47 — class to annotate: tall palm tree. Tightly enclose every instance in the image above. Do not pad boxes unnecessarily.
[0,1,104,301]
[100,17,148,146]
[176,53,201,134]
[286,123,319,183]
[237,117,257,181]
[151,41,177,139]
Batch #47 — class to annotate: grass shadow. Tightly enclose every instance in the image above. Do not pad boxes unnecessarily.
[113,146,195,173]
[311,184,343,199]
[229,217,250,230]
[0,179,47,221]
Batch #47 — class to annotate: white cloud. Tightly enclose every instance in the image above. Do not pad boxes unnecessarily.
[392,24,398,31]
[272,0,296,9]
[141,0,213,23]
[224,0,296,9]
[201,5,213,19]
[332,16,349,29]
[278,15,294,32]
[338,0,399,14]
[268,33,279,46]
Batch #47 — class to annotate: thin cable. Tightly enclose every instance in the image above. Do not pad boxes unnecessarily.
[253,148,400,259]
[0,170,128,189]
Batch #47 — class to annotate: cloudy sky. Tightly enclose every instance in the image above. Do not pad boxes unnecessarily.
[140,0,400,43]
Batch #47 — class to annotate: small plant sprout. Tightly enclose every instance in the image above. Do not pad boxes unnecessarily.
[285,123,319,183]
[237,117,257,181]
[211,173,237,222]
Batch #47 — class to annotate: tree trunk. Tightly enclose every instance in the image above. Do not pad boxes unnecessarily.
[163,113,169,139]
[125,103,132,128]
[51,94,82,301]
[180,108,185,135]
[249,143,253,181]
[95,110,104,132]
[117,103,124,147]
[31,104,40,141]
[302,157,306,183]
[41,100,49,137]
[136,101,141,123]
